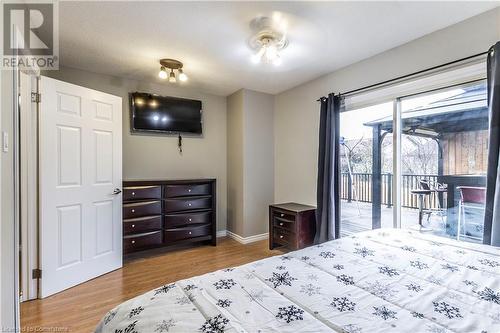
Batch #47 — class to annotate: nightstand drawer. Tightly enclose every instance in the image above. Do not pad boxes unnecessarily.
[164,211,212,228]
[164,197,211,213]
[273,216,295,231]
[164,224,211,241]
[124,215,162,234]
[123,186,161,201]
[123,200,161,219]
[273,210,295,222]
[273,227,294,246]
[165,184,211,198]
[123,231,162,253]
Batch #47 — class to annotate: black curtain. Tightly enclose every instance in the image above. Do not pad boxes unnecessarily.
[484,42,500,246]
[315,93,342,244]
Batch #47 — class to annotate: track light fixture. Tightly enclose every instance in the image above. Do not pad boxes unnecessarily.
[158,59,188,83]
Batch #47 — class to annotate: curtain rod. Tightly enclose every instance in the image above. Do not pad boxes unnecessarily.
[317,51,489,102]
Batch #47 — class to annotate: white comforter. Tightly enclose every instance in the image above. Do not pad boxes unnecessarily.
[95,229,500,333]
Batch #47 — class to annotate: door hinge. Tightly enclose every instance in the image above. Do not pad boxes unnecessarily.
[31,92,41,103]
[32,268,42,279]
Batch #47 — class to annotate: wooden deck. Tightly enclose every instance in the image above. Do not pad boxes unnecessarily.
[340,200,482,243]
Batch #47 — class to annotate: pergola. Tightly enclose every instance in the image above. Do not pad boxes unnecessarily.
[363,83,488,232]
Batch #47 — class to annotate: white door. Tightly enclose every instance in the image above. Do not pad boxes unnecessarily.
[39,76,122,297]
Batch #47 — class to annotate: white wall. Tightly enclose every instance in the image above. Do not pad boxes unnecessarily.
[44,67,228,232]
[274,7,500,205]
[227,89,274,237]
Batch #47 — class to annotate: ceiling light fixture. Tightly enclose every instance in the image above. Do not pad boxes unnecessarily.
[158,59,188,83]
[248,17,288,66]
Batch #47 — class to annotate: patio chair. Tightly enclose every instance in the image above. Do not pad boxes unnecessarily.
[411,180,446,229]
[421,180,447,215]
[456,186,486,241]
[411,181,432,227]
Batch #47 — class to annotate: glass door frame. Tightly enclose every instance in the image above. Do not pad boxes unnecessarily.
[392,98,402,229]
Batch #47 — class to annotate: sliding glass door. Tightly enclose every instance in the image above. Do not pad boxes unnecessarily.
[398,80,488,243]
[339,77,488,244]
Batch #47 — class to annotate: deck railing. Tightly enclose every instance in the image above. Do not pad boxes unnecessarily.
[340,173,442,209]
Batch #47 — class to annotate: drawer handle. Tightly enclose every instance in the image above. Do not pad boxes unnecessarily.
[280,213,284,217]
[279,235,284,239]
[132,192,135,196]
[131,224,135,228]
[189,218,192,222]
[188,231,192,235]
[279,223,283,226]
[131,240,135,244]
[131,209,135,213]
[188,203,192,207]
[188,189,192,192]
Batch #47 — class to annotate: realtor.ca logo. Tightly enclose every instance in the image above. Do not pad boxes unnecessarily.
[2,1,59,70]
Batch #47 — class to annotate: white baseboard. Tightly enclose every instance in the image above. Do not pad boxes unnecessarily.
[226,230,269,244]
[216,230,227,238]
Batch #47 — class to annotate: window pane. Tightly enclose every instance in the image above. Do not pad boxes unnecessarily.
[340,102,394,236]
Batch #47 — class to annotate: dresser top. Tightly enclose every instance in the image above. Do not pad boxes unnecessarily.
[124,179,216,186]
[270,202,316,212]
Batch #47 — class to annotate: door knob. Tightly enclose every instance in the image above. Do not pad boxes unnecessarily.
[113,188,122,195]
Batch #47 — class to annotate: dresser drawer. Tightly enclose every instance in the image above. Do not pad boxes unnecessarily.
[164,224,211,241]
[273,227,295,246]
[164,211,212,228]
[123,186,161,201]
[273,216,295,231]
[123,231,162,253]
[165,183,211,198]
[273,210,295,222]
[164,197,211,213]
[123,200,161,219]
[124,215,162,235]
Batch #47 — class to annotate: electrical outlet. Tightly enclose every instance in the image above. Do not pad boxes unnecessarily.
[2,131,8,152]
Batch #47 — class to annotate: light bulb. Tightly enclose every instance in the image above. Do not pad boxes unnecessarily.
[178,69,188,82]
[158,66,168,79]
[169,70,176,83]
[251,46,266,64]
[265,44,278,62]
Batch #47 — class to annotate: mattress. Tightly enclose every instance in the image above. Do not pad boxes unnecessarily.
[95,229,500,332]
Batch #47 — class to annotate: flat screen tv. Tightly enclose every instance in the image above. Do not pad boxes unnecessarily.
[130,92,202,135]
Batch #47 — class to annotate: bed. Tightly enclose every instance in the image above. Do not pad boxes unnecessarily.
[95,229,500,332]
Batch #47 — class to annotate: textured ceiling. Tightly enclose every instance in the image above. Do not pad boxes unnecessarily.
[59,1,499,96]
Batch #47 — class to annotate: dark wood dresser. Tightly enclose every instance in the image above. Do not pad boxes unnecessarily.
[122,179,216,254]
[269,203,316,250]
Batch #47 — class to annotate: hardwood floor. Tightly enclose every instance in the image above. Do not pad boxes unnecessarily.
[21,237,283,332]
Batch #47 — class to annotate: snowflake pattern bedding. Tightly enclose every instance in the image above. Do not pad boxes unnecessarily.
[95,229,500,333]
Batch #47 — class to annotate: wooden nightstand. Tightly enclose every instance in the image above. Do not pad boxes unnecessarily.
[269,203,316,250]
